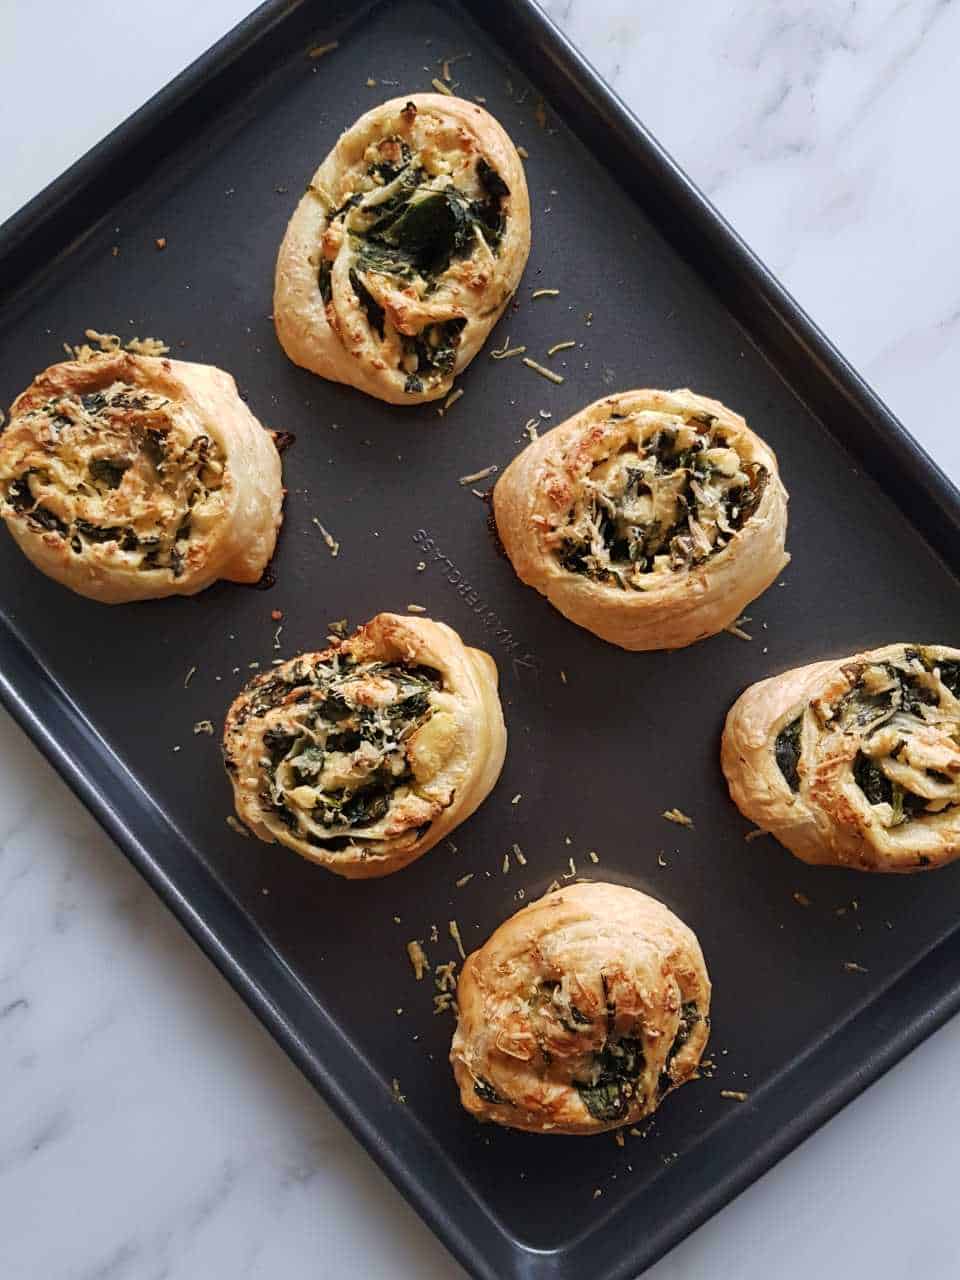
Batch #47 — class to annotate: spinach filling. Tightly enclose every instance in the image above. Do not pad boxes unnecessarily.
[575,1036,645,1123]
[775,716,803,791]
[555,417,768,587]
[658,1001,701,1095]
[473,1076,508,1106]
[834,653,960,825]
[323,148,510,391]
[258,661,441,845]
[401,318,467,393]
[0,382,224,576]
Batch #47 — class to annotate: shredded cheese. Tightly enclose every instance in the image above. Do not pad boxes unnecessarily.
[448,919,466,959]
[662,808,694,828]
[312,518,340,557]
[406,940,430,980]
[522,357,564,384]
[459,465,498,485]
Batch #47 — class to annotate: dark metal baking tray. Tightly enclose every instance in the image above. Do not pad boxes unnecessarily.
[3,2,960,1277]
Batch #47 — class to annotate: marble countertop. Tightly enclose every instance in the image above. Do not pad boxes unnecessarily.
[3,1,960,1277]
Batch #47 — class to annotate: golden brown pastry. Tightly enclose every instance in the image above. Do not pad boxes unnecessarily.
[722,643,960,872]
[0,353,283,603]
[493,388,789,650]
[274,93,530,404]
[223,613,506,878]
[450,882,710,1134]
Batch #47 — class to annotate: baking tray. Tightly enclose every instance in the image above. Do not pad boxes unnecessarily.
[3,2,960,1277]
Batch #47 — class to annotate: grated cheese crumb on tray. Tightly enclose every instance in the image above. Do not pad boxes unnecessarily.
[662,808,694,828]
[449,919,466,959]
[406,940,430,980]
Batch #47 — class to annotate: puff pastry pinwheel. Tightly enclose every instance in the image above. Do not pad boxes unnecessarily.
[450,882,710,1135]
[722,644,960,872]
[493,388,789,650]
[274,93,530,404]
[223,613,506,878]
[0,353,283,603]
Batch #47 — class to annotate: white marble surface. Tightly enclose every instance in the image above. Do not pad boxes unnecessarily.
[3,1,960,1277]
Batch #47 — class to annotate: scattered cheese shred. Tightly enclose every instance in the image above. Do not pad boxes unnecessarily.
[512,843,527,866]
[391,1078,406,1104]
[406,940,430,980]
[523,418,539,443]
[439,387,464,415]
[793,891,812,907]
[531,288,559,299]
[522,357,564,384]
[431,76,454,95]
[459,465,498,485]
[449,919,466,959]
[588,850,600,864]
[563,856,576,879]
[511,794,522,805]
[844,961,869,974]
[720,1090,749,1102]
[744,828,768,842]
[517,145,529,159]
[456,873,474,888]
[662,808,694,828]
[312,518,340,557]
[725,615,753,641]
[491,335,526,360]
[534,99,547,129]
[502,852,510,874]
[547,340,575,356]
[407,604,427,614]
[226,816,249,838]
[192,720,214,736]
[308,41,338,58]
[183,665,197,689]
[435,961,458,993]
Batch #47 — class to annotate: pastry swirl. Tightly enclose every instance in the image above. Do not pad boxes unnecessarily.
[722,643,960,872]
[451,882,710,1134]
[0,353,283,603]
[274,93,530,404]
[493,388,789,650]
[223,613,506,878]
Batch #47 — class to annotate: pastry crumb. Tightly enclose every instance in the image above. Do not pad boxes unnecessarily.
[792,891,812,907]
[192,720,214,736]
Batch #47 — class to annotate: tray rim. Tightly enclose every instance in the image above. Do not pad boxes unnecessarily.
[3,2,960,1278]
